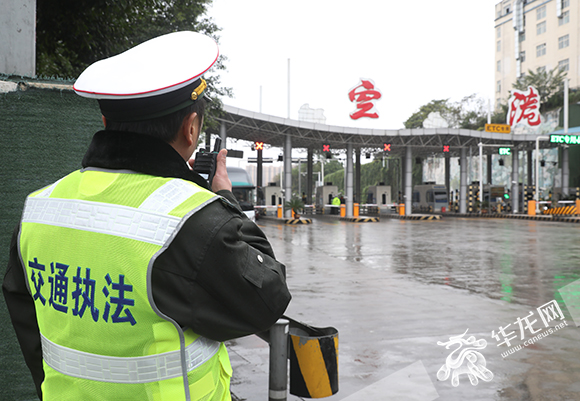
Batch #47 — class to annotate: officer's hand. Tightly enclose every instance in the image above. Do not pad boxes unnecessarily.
[211,148,232,193]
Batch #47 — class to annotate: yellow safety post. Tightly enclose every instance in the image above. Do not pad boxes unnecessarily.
[340,204,346,217]
[353,203,359,217]
[277,204,283,218]
[288,319,339,399]
[398,203,405,216]
[528,200,536,216]
[576,199,580,215]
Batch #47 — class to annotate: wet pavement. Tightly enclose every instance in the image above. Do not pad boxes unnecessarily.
[228,216,580,400]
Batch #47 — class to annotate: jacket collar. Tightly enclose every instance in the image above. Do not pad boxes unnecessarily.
[81,130,211,190]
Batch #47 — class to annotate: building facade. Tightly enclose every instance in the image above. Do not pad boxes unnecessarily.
[494,0,577,107]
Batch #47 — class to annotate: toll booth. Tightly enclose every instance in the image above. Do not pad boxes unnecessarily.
[366,185,391,206]
[315,184,338,214]
[264,183,282,206]
[412,183,448,213]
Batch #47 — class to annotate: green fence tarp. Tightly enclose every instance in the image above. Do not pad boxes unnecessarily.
[0,82,102,400]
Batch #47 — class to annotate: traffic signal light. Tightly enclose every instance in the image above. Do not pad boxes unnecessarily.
[443,144,450,153]
[383,143,391,152]
[323,144,332,159]
[255,141,264,151]
[499,158,504,166]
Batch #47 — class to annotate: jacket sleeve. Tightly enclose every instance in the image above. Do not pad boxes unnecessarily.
[151,192,292,342]
[2,224,44,400]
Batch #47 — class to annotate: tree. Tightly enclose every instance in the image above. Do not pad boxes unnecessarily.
[404,94,506,131]
[512,67,567,111]
[404,99,453,129]
[35,0,231,129]
[36,0,217,78]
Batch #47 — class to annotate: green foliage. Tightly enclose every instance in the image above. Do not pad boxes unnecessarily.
[35,0,231,130]
[404,94,503,131]
[285,197,304,214]
[404,99,451,129]
[36,0,216,78]
[513,67,567,111]
[321,159,343,176]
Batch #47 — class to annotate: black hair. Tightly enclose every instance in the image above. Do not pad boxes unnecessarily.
[105,98,206,143]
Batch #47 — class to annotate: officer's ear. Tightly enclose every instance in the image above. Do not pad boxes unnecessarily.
[102,116,107,128]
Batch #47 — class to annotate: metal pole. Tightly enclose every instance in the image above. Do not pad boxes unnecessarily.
[287,59,291,119]
[479,143,483,212]
[512,148,519,213]
[346,143,354,217]
[535,136,548,214]
[268,318,289,401]
[563,78,570,196]
[220,121,227,148]
[460,147,467,214]
[405,146,412,216]
[284,135,292,218]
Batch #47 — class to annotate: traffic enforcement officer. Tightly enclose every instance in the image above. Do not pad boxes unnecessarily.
[2,31,291,401]
[332,195,341,214]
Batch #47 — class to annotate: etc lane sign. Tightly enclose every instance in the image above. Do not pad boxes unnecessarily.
[485,124,511,134]
[550,134,580,145]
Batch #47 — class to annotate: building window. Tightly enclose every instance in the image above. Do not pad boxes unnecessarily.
[537,21,546,35]
[497,26,501,38]
[520,51,526,62]
[497,40,501,52]
[559,59,569,72]
[497,80,502,93]
[519,31,526,41]
[559,34,570,49]
[497,60,501,72]
[503,3,511,15]
[537,5,546,19]
[559,10,570,25]
[563,0,570,8]
[537,43,546,57]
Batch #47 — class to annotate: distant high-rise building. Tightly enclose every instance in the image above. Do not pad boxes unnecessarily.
[494,0,576,107]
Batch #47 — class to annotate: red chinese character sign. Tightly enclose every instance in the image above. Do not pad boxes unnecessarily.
[507,86,541,127]
[348,78,382,120]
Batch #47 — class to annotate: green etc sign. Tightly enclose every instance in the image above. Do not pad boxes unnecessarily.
[550,134,580,145]
[498,147,512,156]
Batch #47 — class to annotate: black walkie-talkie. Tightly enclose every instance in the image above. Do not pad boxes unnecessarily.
[193,137,222,186]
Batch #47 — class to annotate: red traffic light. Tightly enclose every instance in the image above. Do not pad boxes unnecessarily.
[443,145,450,153]
[255,141,264,151]
[323,144,330,152]
[383,143,391,152]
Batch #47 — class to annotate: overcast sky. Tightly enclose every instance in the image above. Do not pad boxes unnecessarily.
[209,0,501,131]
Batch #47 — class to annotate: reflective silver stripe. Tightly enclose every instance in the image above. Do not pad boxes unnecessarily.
[41,334,221,383]
[139,179,202,214]
[22,197,181,246]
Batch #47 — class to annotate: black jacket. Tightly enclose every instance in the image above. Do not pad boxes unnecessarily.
[2,130,291,398]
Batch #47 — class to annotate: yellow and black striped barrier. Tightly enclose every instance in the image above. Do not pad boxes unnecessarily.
[288,319,339,398]
[339,217,380,222]
[284,218,313,225]
[543,205,577,215]
[385,214,442,221]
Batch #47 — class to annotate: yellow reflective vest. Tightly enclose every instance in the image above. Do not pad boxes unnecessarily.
[19,169,232,401]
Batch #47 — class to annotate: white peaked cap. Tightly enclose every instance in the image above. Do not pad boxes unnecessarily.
[73,31,219,121]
